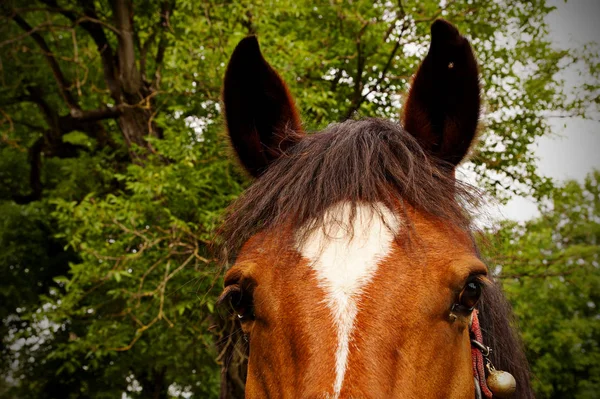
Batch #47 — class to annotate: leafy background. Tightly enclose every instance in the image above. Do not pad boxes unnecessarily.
[0,0,598,398]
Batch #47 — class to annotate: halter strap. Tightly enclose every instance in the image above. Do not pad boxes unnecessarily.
[471,310,493,398]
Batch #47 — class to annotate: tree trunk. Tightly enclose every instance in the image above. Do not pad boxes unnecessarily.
[117,106,159,152]
[138,367,169,399]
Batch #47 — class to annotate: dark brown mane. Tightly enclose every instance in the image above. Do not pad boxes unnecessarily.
[219,118,479,262]
[479,282,534,398]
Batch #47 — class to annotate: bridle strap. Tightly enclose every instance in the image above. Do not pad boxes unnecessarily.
[474,377,483,399]
[471,310,493,399]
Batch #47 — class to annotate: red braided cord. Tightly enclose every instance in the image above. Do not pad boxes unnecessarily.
[471,310,493,398]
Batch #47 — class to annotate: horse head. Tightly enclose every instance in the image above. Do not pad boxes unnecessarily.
[218,19,532,399]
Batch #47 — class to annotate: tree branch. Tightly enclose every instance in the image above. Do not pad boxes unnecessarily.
[138,2,173,87]
[357,20,408,107]
[111,0,141,96]
[12,137,44,205]
[77,0,120,100]
[139,30,158,81]
[39,0,121,101]
[11,12,80,112]
[2,90,122,132]
[72,105,124,123]
[24,86,60,137]
[344,3,407,119]
[344,21,370,120]
[12,131,89,204]
[0,21,69,48]
[59,105,124,133]
[13,119,46,133]
[154,2,173,73]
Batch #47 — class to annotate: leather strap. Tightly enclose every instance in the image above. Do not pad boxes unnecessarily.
[471,310,493,398]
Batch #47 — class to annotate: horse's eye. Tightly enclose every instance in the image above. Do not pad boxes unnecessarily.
[457,277,482,311]
[218,284,255,322]
[232,291,254,322]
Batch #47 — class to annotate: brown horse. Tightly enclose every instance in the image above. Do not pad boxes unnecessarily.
[218,20,533,399]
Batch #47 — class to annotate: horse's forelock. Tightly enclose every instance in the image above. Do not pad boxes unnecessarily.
[218,118,480,264]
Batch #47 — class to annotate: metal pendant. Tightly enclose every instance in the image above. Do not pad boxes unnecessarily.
[486,364,517,398]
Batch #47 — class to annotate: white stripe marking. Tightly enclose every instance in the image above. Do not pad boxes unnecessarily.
[297,202,399,397]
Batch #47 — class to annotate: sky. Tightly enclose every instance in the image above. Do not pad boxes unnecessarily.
[492,0,600,222]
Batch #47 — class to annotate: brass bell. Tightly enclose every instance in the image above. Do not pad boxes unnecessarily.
[486,369,517,398]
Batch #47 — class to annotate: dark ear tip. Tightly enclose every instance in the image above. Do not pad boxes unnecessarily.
[430,19,462,45]
[232,35,260,57]
[226,36,264,84]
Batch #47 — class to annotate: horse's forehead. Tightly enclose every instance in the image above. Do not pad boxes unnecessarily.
[296,202,400,294]
[235,201,474,267]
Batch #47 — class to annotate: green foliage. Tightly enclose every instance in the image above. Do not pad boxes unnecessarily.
[483,172,600,398]
[2,125,235,398]
[0,0,598,397]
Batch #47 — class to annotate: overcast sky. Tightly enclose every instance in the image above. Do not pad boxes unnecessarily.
[492,0,600,222]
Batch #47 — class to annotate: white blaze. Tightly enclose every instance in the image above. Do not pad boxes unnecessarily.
[296,202,399,397]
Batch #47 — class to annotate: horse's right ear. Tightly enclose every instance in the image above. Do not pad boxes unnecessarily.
[223,37,303,177]
[402,20,480,168]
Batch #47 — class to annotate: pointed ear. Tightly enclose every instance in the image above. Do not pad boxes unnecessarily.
[223,36,303,177]
[402,19,480,168]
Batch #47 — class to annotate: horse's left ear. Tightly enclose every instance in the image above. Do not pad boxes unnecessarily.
[402,19,480,168]
[223,36,304,177]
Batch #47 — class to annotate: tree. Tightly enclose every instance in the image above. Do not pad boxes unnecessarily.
[483,171,600,398]
[0,0,597,397]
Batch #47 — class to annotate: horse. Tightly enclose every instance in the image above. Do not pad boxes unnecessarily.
[217,19,533,399]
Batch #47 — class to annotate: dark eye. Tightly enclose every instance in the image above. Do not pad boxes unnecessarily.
[232,290,254,322]
[218,284,255,322]
[457,277,483,311]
